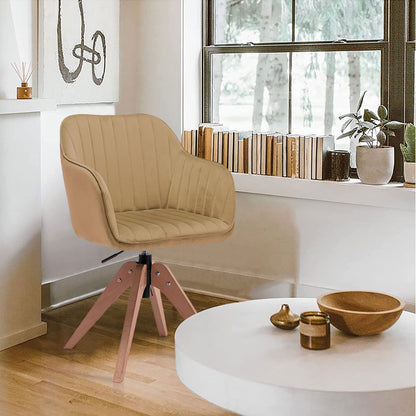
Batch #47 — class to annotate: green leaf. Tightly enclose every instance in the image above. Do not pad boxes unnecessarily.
[405,123,415,145]
[385,130,396,137]
[339,112,356,120]
[363,110,372,122]
[377,105,388,120]
[365,109,379,121]
[356,90,367,112]
[384,121,405,129]
[359,135,374,143]
[341,118,354,132]
[336,128,356,140]
[377,131,386,145]
[361,121,376,129]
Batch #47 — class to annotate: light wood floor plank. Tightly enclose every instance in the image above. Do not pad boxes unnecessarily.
[0,291,235,415]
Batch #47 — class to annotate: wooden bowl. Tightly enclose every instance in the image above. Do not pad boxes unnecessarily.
[317,291,405,336]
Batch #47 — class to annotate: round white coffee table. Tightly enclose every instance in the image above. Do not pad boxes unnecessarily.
[175,298,415,416]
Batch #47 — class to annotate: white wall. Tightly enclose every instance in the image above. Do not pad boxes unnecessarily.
[0,112,47,349]
[116,0,182,137]
[0,0,37,98]
[0,0,46,348]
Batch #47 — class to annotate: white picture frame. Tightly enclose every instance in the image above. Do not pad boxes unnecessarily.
[38,0,119,104]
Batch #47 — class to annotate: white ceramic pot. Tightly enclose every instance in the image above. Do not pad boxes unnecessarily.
[404,161,415,185]
[356,146,394,185]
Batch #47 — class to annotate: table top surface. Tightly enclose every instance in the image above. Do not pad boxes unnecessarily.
[175,298,415,393]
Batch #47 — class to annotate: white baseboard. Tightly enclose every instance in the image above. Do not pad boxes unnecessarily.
[0,322,47,351]
[42,258,416,314]
[41,256,136,310]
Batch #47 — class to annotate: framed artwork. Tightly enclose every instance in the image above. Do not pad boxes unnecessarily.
[39,0,119,104]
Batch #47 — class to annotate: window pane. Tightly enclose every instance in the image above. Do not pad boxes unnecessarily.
[212,50,381,145]
[295,0,384,41]
[212,53,289,131]
[214,0,291,44]
[291,51,381,150]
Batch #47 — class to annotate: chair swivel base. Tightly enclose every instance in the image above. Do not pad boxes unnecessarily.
[63,256,196,382]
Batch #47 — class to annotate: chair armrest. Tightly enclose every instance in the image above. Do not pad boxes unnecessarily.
[61,152,120,246]
[167,150,235,226]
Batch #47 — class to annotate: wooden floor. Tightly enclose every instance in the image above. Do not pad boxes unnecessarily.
[0,290,236,415]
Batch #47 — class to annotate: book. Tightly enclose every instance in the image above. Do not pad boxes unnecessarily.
[198,123,222,158]
[290,136,300,178]
[316,135,335,180]
[218,132,223,164]
[305,136,312,179]
[311,136,317,180]
[277,136,283,177]
[245,136,251,174]
[286,136,292,177]
[299,135,305,179]
[228,132,234,171]
[243,138,249,173]
[203,127,213,161]
[252,133,257,174]
[213,132,218,162]
[256,133,261,174]
[191,130,197,156]
[238,138,244,173]
[233,132,239,172]
[223,132,229,168]
[266,135,273,175]
[197,125,204,158]
[282,135,287,177]
[272,135,278,176]
[260,133,267,175]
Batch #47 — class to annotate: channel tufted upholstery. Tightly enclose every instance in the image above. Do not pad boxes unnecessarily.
[60,114,235,250]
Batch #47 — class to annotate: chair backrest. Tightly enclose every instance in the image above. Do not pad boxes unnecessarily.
[60,113,182,212]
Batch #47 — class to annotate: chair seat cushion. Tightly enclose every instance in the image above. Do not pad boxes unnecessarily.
[114,208,232,248]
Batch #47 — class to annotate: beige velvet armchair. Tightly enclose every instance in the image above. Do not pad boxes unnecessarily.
[60,114,235,382]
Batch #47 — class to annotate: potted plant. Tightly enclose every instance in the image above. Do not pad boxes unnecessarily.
[337,91,404,185]
[400,123,415,188]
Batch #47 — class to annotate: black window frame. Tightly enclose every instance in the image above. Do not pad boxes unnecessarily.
[202,0,415,181]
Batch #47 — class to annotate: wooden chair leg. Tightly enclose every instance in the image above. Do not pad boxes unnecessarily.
[113,264,147,383]
[150,287,168,337]
[151,263,197,320]
[64,262,138,350]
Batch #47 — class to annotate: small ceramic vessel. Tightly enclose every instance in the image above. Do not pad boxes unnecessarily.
[270,304,300,330]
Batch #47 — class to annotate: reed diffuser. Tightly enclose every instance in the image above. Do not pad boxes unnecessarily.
[11,61,34,99]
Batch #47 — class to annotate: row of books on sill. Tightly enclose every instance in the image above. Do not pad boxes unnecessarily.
[181,124,335,180]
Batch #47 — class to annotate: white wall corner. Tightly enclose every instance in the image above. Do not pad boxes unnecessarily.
[182,0,202,131]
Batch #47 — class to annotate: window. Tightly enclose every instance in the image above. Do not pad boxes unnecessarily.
[203,0,416,180]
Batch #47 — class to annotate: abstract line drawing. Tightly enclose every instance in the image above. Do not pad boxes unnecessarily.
[39,0,119,104]
[57,0,106,85]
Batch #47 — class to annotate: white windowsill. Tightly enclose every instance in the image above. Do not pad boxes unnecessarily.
[232,173,415,211]
[0,99,56,115]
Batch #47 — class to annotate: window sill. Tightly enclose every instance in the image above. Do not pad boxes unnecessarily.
[0,99,56,115]
[232,173,415,211]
